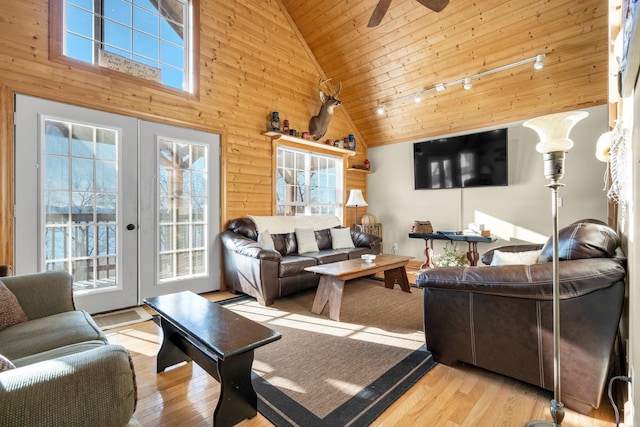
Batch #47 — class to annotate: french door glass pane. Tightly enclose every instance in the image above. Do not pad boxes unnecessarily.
[43,119,119,293]
[157,138,208,281]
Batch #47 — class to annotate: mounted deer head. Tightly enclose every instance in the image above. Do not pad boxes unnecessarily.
[309,78,342,141]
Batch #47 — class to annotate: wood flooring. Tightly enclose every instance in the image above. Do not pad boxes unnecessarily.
[106,262,619,426]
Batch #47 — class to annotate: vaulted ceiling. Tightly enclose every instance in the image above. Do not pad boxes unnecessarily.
[279,0,610,147]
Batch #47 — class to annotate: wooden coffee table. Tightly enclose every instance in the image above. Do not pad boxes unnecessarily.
[305,254,413,321]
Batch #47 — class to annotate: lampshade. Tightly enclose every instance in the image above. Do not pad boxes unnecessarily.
[345,189,368,207]
[523,111,589,154]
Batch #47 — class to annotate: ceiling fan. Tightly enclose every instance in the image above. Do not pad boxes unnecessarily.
[367,0,449,27]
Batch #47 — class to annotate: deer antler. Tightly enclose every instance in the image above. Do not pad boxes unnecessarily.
[318,78,342,98]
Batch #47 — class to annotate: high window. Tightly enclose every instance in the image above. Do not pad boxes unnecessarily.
[276,147,343,217]
[53,0,194,92]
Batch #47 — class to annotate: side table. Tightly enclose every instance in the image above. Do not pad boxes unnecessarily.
[409,232,496,268]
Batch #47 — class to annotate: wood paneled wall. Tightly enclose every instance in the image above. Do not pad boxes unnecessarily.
[0,0,368,265]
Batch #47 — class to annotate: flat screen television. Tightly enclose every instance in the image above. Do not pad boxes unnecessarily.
[413,128,508,189]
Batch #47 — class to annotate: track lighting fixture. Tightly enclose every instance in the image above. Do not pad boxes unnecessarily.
[375,53,546,114]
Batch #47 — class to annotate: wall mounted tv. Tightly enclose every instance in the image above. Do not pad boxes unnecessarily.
[413,128,508,189]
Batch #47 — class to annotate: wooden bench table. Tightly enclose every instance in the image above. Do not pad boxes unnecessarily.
[144,291,281,427]
[305,254,413,321]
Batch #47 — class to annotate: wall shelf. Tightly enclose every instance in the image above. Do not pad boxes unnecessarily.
[347,167,372,173]
[263,131,356,157]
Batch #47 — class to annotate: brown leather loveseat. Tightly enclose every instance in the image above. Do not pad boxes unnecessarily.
[221,215,382,305]
[416,219,626,414]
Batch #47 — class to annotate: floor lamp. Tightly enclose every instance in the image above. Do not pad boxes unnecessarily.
[345,189,368,229]
[523,111,589,426]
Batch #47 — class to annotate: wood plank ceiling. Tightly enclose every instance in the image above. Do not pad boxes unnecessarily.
[279,0,609,147]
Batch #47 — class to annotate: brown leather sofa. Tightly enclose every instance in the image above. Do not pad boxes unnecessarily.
[221,216,382,305]
[416,219,626,415]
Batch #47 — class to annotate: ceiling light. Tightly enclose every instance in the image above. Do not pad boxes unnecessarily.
[376,53,547,113]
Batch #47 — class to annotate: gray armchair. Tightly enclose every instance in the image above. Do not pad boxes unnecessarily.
[0,271,137,426]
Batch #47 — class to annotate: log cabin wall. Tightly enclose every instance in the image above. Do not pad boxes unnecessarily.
[0,0,368,266]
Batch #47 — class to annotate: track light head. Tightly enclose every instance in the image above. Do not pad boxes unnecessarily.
[534,54,545,70]
[414,93,422,103]
[435,83,446,92]
[463,78,472,90]
[376,104,385,115]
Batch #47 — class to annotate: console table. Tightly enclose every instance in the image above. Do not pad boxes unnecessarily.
[409,232,496,268]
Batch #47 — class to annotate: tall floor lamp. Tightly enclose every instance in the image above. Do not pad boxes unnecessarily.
[523,111,589,426]
[345,189,368,229]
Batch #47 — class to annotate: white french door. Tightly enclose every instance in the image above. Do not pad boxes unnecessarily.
[138,121,220,299]
[14,95,220,313]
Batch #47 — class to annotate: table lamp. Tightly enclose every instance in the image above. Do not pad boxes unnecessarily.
[345,189,368,228]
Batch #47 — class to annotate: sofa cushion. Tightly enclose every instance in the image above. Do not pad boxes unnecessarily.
[12,340,107,368]
[0,354,15,371]
[316,228,333,250]
[303,250,349,264]
[0,310,107,360]
[295,228,319,254]
[330,227,355,249]
[538,220,620,263]
[0,279,28,331]
[279,256,318,277]
[342,247,372,259]
[272,232,297,256]
[257,230,275,249]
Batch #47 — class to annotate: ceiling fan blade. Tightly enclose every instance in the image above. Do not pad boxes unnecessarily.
[416,0,449,13]
[367,0,393,27]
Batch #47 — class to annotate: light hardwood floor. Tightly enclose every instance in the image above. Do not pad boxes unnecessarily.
[107,262,618,426]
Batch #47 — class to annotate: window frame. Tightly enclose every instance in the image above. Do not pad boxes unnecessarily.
[49,0,199,96]
[275,145,344,218]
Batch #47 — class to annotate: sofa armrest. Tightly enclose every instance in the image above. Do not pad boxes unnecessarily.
[1,271,75,319]
[221,230,282,261]
[416,257,626,300]
[0,345,136,427]
[350,229,382,248]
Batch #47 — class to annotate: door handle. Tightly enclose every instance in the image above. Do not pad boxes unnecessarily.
[126,224,136,231]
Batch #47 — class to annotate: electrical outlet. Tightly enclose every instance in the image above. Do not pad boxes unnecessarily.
[392,243,399,254]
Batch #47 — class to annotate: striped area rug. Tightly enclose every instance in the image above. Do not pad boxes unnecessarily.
[223,277,434,427]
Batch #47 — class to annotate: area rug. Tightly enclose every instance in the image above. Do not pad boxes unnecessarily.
[93,306,153,330]
[223,278,435,427]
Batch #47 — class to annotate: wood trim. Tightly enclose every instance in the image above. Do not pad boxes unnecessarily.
[48,0,201,100]
[0,86,14,267]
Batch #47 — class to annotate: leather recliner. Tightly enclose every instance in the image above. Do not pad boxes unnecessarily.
[416,219,626,415]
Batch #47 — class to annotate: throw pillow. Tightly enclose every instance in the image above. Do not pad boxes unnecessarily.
[0,279,28,331]
[295,228,319,254]
[330,227,355,249]
[0,354,15,371]
[490,250,542,266]
[257,229,275,249]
